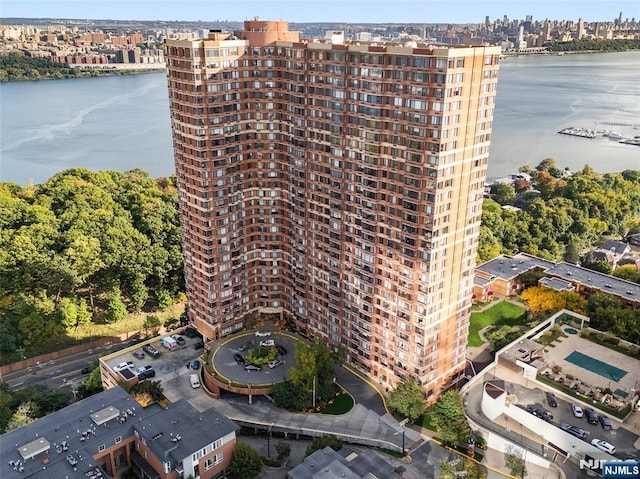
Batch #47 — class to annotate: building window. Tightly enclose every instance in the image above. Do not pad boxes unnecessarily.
[115,436,122,444]
[204,454,223,471]
[98,445,105,452]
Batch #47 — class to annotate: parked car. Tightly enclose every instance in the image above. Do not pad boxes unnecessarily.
[191,359,200,370]
[598,415,612,430]
[193,341,205,350]
[560,422,588,439]
[81,366,91,374]
[172,334,186,346]
[526,406,553,422]
[184,327,199,338]
[189,374,201,388]
[132,349,145,360]
[233,353,246,365]
[244,363,262,372]
[584,408,598,425]
[255,330,271,337]
[113,361,134,372]
[260,339,275,347]
[571,404,584,418]
[591,438,616,454]
[268,359,284,369]
[136,365,155,380]
[143,344,161,358]
[276,345,287,356]
[546,392,558,407]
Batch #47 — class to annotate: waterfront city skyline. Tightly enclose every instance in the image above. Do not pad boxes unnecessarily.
[2,0,637,24]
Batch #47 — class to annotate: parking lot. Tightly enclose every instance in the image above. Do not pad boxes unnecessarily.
[102,330,206,392]
[512,381,638,459]
[211,331,297,385]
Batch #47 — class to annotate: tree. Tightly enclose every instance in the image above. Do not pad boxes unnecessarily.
[287,339,345,402]
[131,380,164,405]
[563,239,581,264]
[143,314,162,337]
[6,401,36,431]
[612,265,640,284]
[272,380,310,411]
[77,365,103,398]
[485,325,522,352]
[516,270,546,289]
[155,288,172,311]
[56,297,78,330]
[505,445,527,478]
[305,435,343,457]
[105,287,127,323]
[580,251,613,274]
[440,458,487,479]
[230,443,262,479]
[10,384,71,417]
[432,391,471,446]
[387,378,427,422]
[275,441,291,459]
[490,183,516,206]
[520,286,566,316]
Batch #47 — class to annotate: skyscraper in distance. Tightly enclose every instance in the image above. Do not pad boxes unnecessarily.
[165,19,500,398]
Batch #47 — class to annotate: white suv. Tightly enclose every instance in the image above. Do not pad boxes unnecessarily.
[255,330,271,337]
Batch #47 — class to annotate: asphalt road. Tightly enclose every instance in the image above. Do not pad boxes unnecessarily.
[2,343,128,392]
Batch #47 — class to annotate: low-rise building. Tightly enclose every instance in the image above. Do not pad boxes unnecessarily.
[0,387,237,479]
[288,446,404,479]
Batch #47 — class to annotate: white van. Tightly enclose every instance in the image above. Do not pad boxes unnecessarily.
[189,374,200,389]
[161,336,178,351]
[591,438,616,454]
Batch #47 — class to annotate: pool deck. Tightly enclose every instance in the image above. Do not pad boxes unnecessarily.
[545,330,638,396]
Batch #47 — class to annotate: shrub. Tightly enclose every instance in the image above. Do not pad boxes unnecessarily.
[276,441,291,459]
[246,346,276,365]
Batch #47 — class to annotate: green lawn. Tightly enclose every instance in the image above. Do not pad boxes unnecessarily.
[320,392,354,415]
[468,301,527,347]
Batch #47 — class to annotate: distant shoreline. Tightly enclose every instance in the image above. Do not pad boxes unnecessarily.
[501,48,640,59]
[0,65,166,83]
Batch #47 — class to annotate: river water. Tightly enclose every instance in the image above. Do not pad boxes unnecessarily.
[1,52,638,186]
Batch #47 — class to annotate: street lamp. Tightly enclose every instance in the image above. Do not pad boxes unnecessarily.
[267,423,274,459]
[394,418,409,455]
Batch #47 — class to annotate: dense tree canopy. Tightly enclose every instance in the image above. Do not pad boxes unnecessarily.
[546,38,640,52]
[0,52,82,82]
[480,165,640,263]
[0,383,72,433]
[287,339,346,403]
[0,169,183,360]
[229,443,262,479]
[432,390,471,446]
[387,377,427,422]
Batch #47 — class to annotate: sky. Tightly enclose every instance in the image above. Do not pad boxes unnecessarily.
[1,0,638,24]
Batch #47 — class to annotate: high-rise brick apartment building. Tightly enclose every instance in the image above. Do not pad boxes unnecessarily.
[165,19,500,397]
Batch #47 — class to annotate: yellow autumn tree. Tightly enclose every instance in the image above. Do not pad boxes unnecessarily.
[520,286,566,315]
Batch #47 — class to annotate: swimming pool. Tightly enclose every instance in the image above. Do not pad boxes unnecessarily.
[564,351,628,382]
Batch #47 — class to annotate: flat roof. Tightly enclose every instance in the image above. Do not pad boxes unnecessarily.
[476,253,556,281]
[538,276,574,292]
[547,261,640,303]
[476,253,640,304]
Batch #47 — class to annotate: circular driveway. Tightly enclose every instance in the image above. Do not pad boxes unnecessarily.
[211,331,297,385]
